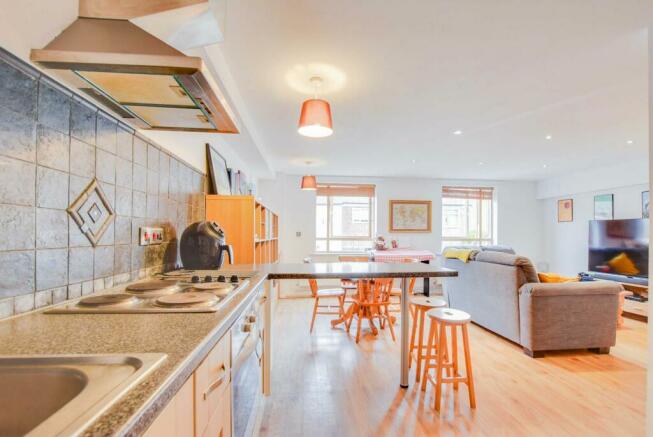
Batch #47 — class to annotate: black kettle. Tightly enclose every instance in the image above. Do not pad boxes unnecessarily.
[180,221,234,269]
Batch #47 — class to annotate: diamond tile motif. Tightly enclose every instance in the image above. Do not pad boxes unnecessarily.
[87,203,102,223]
[67,178,115,247]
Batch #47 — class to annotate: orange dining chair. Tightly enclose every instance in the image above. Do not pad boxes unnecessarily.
[308,278,346,333]
[346,278,396,343]
[338,255,370,294]
[387,257,420,319]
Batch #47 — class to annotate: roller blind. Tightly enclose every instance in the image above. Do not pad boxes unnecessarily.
[442,186,493,200]
[316,184,375,197]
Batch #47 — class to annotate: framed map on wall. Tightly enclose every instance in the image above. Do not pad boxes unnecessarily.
[389,200,432,233]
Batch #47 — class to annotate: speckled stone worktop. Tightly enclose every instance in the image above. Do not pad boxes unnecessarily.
[0,269,267,436]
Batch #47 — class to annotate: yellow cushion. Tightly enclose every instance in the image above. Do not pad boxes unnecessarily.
[537,272,579,283]
[607,252,640,276]
[442,248,476,263]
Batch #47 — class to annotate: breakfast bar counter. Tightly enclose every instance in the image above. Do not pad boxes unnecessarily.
[262,262,458,387]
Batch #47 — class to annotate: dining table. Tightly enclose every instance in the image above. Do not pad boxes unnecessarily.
[264,262,457,388]
[369,249,437,295]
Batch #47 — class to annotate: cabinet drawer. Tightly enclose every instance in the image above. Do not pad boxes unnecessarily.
[202,384,231,437]
[195,332,231,435]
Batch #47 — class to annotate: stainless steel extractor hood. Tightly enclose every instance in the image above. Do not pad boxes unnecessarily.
[31,16,238,133]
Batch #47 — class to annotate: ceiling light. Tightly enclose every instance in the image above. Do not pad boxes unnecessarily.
[627,140,634,145]
[545,135,552,140]
[300,160,318,190]
[478,161,484,166]
[411,159,416,164]
[300,175,317,190]
[542,164,548,168]
[453,130,463,135]
[298,76,333,138]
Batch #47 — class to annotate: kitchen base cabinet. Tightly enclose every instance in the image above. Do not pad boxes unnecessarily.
[202,385,231,437]
[143,376,194,437]
[144,332,232,437]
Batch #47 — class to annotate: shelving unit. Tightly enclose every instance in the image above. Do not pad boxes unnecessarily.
[205,195,279,265]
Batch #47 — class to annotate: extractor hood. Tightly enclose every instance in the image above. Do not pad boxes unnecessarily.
[30,16,238,133]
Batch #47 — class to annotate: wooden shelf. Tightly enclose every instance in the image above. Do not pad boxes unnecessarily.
[205,195,279,265]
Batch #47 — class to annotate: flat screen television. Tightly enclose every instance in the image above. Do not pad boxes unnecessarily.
[588,218,649,285]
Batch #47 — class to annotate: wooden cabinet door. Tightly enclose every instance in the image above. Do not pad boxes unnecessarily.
[195,332,231,436]
[143,377,194,437]
[202,384,231,437]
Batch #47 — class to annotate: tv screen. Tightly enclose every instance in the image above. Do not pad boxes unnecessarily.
[588,218,649,280]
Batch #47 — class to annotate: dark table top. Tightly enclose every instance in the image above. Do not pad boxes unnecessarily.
[263,262,458,280]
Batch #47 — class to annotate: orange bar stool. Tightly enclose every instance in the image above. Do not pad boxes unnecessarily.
[409,295,447,382]
[421,308,476,412]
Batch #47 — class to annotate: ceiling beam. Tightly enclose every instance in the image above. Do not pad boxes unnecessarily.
[79,0,207,20]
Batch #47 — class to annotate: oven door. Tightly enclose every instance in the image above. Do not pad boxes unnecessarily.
[232,320,262,437]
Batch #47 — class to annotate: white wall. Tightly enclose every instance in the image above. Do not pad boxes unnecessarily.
[259,173,542,264]
[539,183,648,276]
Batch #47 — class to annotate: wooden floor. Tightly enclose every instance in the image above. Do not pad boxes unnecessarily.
[259,298,647,437]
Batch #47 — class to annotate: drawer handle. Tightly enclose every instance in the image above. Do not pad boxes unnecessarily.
[203,364,227,400]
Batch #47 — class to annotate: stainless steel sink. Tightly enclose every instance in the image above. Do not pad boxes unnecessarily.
[0,354,166,437]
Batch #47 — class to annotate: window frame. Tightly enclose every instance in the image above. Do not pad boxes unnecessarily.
[441,186,495,248]
[315,184,376,253]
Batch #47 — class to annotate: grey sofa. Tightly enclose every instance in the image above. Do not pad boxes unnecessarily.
[442,250,622,357]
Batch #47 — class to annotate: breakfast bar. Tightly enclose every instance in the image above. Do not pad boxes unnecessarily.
[264,262,458,387]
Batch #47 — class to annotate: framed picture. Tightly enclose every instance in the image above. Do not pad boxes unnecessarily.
[389,200,432,233]
[593,194,613,220]
[206,144,231,195]
[643,191,650,219]
[557,198,573,222]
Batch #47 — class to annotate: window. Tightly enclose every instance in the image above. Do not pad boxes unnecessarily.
[316,184,376,252]
[441,186,494,249]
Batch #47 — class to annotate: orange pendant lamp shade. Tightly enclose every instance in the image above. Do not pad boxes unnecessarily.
[298,99,333,138]
[300,175,317,190]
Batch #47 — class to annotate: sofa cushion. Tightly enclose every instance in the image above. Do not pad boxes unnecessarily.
[474,251,539,283]
[480,245,516,254]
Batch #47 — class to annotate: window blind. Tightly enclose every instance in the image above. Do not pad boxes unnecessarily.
[316,184,375,197]
[441,186,493,200]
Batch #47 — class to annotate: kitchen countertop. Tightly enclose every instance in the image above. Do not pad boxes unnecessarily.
[264,262,457,279]
[0,268,267,436]
[0,262,457,436]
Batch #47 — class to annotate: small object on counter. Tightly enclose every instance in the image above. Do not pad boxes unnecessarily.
[578,272,596,282]
[217,275,226,282]
[374,235,387,250]
[391,240,398,249]
[230,275,239,283]
[191,275,200,283]
[204,275,213,283]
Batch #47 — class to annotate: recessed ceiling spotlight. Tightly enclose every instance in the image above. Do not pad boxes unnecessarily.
[453,130,463,135]
[478,161,484,166]
[627,140,634,145]
[411,159,416,164]
[542,164,548,169]
[545,135,552,140]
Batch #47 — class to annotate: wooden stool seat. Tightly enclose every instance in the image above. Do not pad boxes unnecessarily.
[422,308,476,412]
[409,296,447,383]
[427,307,472,325]
[410,295,447,309]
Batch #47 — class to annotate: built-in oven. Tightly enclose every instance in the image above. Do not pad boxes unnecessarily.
[231,286,265,437]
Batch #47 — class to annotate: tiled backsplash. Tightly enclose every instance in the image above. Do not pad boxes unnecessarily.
[0,48,207,319]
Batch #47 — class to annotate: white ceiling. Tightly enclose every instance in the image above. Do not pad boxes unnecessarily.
[210,0,651,181]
